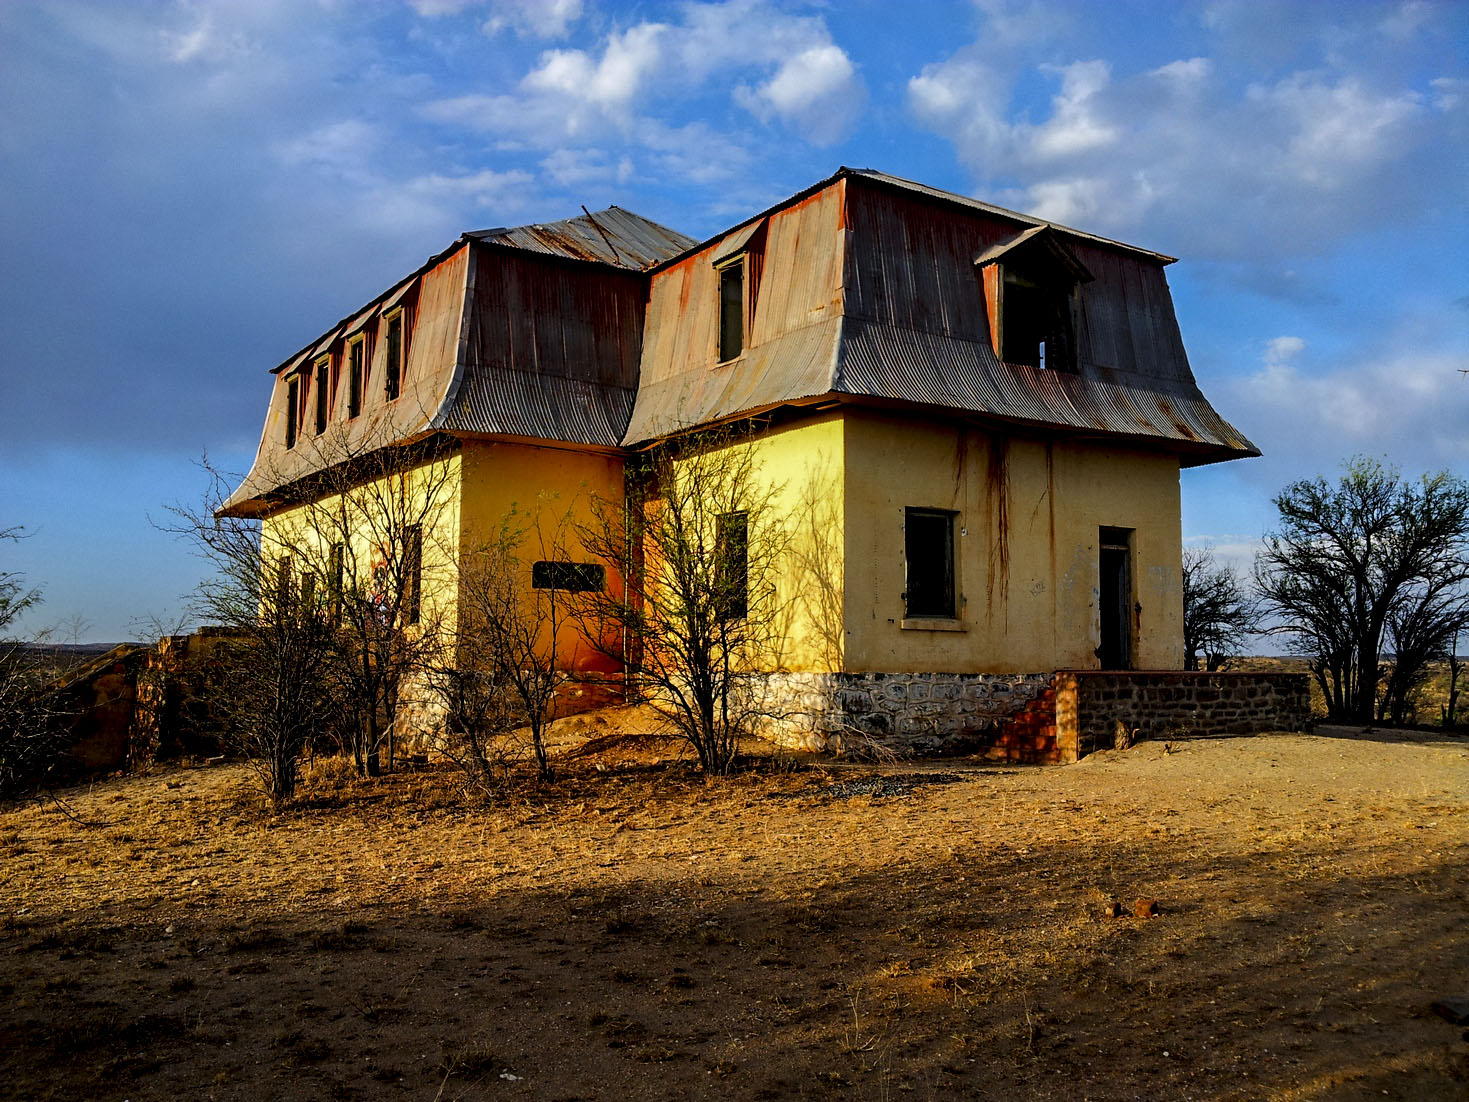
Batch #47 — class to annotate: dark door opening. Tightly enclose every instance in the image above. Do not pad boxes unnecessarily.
[1098,526,1133,669]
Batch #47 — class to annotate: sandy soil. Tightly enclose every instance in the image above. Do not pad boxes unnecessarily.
[1,723,1467,1100]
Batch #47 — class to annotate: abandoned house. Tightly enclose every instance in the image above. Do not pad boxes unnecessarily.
[220,168,1309,760]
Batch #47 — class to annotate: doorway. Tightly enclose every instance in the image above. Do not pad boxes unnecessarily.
[1098,526,1133,669]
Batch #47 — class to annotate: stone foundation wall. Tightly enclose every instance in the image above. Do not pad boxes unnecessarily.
[1055,671,1312,756]
[760,672,1054,757]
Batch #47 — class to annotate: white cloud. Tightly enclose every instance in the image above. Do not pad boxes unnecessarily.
[1263,336,1306,366]
[908,36,1452,259]
[1221,337,1469,482]
[737,44,862,146]
[409,0,583,37]
[423,1,864,154]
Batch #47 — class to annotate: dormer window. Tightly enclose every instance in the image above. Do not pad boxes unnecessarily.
[284,376,299,448]
[976,225,1093,373]
[383,307,404,401]
[313,354,330,434]
[711,218,767,365]
[717,261,743,362]
[346,334,365,418]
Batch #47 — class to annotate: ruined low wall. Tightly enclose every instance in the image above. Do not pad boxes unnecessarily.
[1054,671,1313,757]
[760,672,1054,757]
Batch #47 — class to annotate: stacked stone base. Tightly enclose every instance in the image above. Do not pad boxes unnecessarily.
[759,669,1313,763]
[760,672,1056,760]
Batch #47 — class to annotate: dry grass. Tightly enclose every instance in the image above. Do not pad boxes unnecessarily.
[1,724,1467,1100]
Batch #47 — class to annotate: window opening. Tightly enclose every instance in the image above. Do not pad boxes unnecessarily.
[284,378,299,448]
[403,525,422,625]
[531,561,605,592]
[347,336,364,418]
[328,542,344,626]
[715,512,749,620]
[384,310,402,401]
[904,508,957,619]
[1098,526,1134,669]
[718,261,744,362]
[314,355,330,433]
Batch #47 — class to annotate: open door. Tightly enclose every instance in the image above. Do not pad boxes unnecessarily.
[1098,527,1133,669]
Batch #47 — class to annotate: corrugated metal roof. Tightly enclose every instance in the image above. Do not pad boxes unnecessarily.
[845,168,1178,265]
[837,320,1258,464]
[469,207,696,270]
[437,367,634,447]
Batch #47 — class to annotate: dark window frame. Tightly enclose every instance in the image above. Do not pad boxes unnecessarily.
[284,377,299,449]
[531,560,605,593]
[717,259,744,363]
[347,335,365,418]
[314,354,330,434]
[383,308,403,402]
[715,511,749,620]
[403,524,422,625]
[903,508,957,619]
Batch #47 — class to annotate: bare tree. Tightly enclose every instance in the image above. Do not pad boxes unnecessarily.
[0,526,68,803]
[164,465,338,809]
[255,428,460,776]
[575,434,788,774]
[1378,560,1469,724]
[1181,544,1258,671]
[1256,457,1469,723]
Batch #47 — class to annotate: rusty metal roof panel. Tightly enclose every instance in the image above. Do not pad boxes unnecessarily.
[837,319,1258,460]
[468,207,695,270]
[623,317,842,444]
[845,168,1177,264]
[439,368,635,447]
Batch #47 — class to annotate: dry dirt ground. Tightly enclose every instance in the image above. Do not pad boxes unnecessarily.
[2,722,1467,1101]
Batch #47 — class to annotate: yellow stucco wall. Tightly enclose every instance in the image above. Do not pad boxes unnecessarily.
[457,439,626,673]
[841,409,1183,673]
[260,451,465,642]
[673,415,847,673]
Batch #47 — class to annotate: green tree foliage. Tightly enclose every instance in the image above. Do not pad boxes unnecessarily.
[1256,457,1469,723]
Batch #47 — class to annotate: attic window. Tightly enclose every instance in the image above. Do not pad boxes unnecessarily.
[347,335,365,418]
[1001,270,1072,370]
[718,261,743,362]
[976,226,1093,373]
[313,354,330,434]
[284,377,299,449]
[383,308,403,402]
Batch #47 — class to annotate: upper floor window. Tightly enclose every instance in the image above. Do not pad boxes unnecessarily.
[346,335,365,418]
[403,524,422,625]
[284,376,299,448]
[717,260,743,362]
[313,354,330,434]
[383,308,404,401]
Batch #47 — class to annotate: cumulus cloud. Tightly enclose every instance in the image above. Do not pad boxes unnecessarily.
[736,44,862,147]
[423,0,864,158]
[1219,336,1469,484]
[906,4,1463,262]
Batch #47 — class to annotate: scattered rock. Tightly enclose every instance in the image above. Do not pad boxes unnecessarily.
[1430,997,1469,1025]
[1133,898,1160,918]
[1100,900,1123,919]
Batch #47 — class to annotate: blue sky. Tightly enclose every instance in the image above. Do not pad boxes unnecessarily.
[1,0,1466,642]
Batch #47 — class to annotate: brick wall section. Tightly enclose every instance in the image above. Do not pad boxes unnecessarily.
[1054,671,1313,757]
